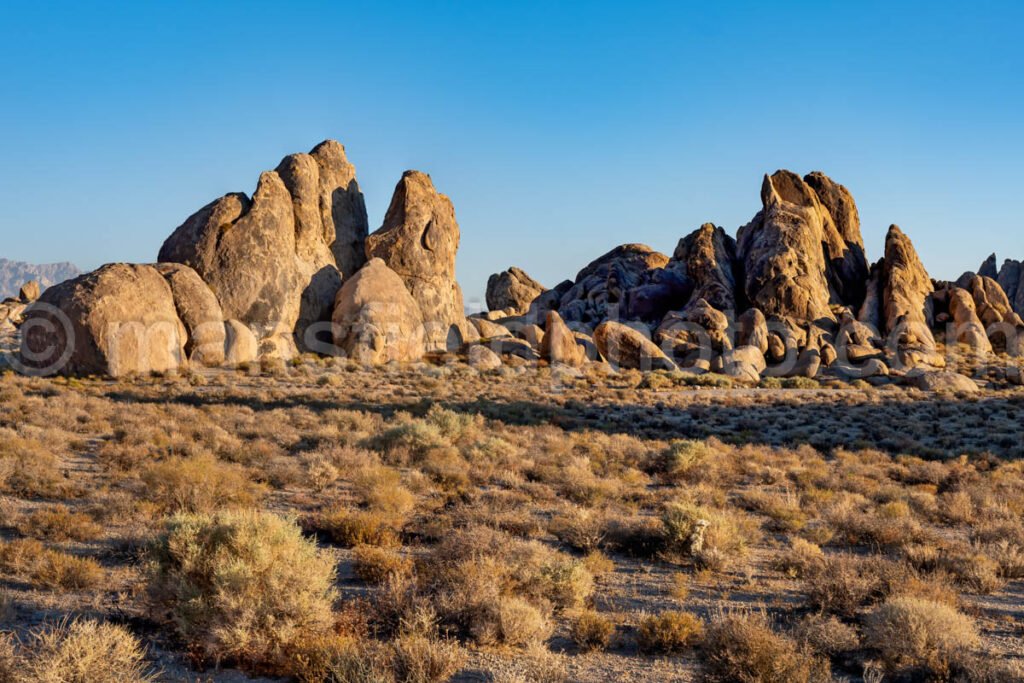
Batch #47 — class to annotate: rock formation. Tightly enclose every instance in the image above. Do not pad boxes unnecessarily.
[331,258,425,365]
[594,320,675,371]
[159,140,368,355]
[18,281,40,304]
[737,172,836,322]
[872,225,935,348]
[540,311,587,367]
[21,263,186,377]
[668,223,737,313]
[557,244,669,324]
[486,267,545,315]
[365,171,468,351]
[154,264,226,366]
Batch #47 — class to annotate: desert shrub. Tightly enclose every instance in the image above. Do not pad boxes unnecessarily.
[794,614,860,656]
[353,545,412,585]
[320,508,402,548]
[602,513,665,557]
[702,612,829,683]
[418,527,592,647]
[293,634,393,683]
[352,465,417,515]
[655,440,713,483]
[637,610,703,654]
[390,634,466,683]
[738,489,807,532]
[0,539,103,591]
[17,619,154,682]
[0,435,66,498]
[661,500,756,570]
[569,610,614,652]
[0,633,17,683]
[773,538,823,578]
[18,505,100,542]
[581,550,615,577]
[864,596,980,677]
[148,510,337,674]
[140,452,263,514]
[981,540,1024,579]
[549,506,606,552]
[803,554,886,617]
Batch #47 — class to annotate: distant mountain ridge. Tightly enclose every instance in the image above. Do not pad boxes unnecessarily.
[0,258,80,299]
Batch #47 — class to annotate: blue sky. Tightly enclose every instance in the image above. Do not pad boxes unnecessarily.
[1,1,1022,307]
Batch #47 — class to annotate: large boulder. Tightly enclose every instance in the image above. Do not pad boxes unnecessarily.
[365,171,468,351]
[668,223,737,313]
[20,263,186,377]
[486,267,546,315]
[154,263,225,366]
[996,258,1024,315]
[737,172,836,323]
[803,172,869,307]
[594,320,676,371]
[947,287,992,353]
[911,370,978,393]
[159,140,368,354]
[540,310,587,367]
[737,308,769,354]
[966,275,1022,328]
[18,280,40,304]
[224,319,258,366]
[873,225,935,347]
[330,258,425,365]
[557,244,669,324]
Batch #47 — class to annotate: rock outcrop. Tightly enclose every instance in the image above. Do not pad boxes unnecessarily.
[365,171,468,351]
[874,225,935,346]
[18,280,40,304]
[668,223,737,313]
[737,172,836,322]
[594,320,675,371]
[486,267,545,315]
[993,257,1024,317]
[20,263,186,377]
[154,263,225,366]
[540,311,587,367]
[557,244,669,324]
[330,258,425,365]
[159,140,368,355]
[224,319,258,366]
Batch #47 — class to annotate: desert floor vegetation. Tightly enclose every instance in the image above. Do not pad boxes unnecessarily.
[1,362,1023,681]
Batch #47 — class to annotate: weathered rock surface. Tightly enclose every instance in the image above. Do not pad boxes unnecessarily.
[803,172,869,307]
[330,258,425,365]
[540,311,587,367]
[737,172,836,322]
[875,225,935,346]
[366,171,468,351]
[594,320,676,371]
[668,223,737,313]
[486,267,545,315]
[224,319,258,366]
[995,258,1024,315]
[21,263,186,377]
[154,263,225,366]
[18,280,40,304]
[557,244,669,324]
[966,275,1022,328]
[911,371,978,393]
[467,344,502,371]
[468,316,513,339]
[947,287,992,353]
[159,140,368,354]
[737,308,769,354]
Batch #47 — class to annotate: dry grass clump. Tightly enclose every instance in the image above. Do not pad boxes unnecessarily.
[147,510,337,675]
[140,452,264,514]
[18,505,100,541]
[569,610,615,652]
[7,619,154,683]
[0,432,67,498]
[793,614,860,656]
[390,634,466,683]
[417,526,592,647]
[0,539,103,591]
[319,507,403,548]
[661,500,757,570]
[354,545,413,585]
[864,596,980,677]
[702,611,830,683]
[636,610,703,654]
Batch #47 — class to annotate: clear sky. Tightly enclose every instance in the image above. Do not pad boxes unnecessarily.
[2,1,1022,308]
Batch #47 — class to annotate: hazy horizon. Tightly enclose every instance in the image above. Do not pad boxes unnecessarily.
[2,1,1022,304]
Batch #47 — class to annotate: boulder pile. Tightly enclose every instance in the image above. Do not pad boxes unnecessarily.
[10,143,1022,389]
